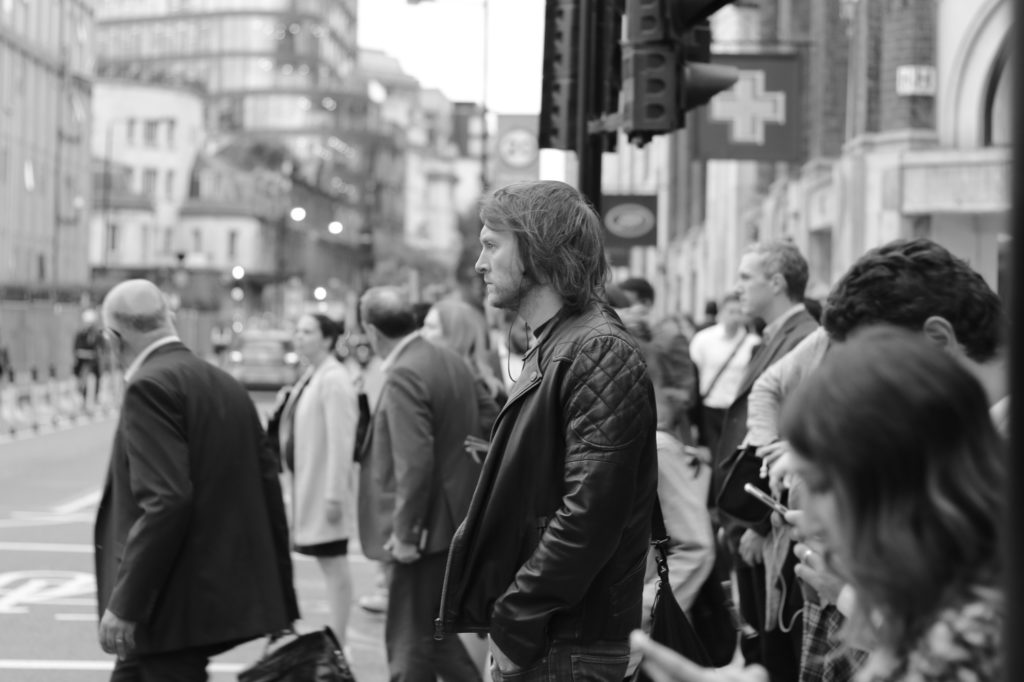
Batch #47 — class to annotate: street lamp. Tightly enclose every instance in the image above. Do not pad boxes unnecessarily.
[313,286,327,301]
[290,206,307,222]
[231,265,246,280]
[328,220,343,234]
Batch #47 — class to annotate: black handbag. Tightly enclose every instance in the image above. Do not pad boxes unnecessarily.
[637,502,736,680]
[238,627,356,682]
[715,444,773,527]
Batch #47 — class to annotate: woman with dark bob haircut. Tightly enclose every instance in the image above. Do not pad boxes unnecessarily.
[780,326,1004,682]
[629,326,1004,682]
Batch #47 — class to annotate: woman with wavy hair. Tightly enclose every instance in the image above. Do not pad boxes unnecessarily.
[631,326,1004,682]
[422,299,505,410]
[779,326,1004,681]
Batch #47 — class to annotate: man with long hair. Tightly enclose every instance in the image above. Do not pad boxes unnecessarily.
[436,181,658,681]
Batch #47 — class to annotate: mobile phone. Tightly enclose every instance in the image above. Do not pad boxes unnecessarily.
[744,483,790,517]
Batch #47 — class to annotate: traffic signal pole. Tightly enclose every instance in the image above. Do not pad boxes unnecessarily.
[576,0,603,207]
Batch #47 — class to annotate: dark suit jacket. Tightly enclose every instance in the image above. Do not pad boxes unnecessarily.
[94,342,299,654]
[712,307,819,526]
[358,336,484,561]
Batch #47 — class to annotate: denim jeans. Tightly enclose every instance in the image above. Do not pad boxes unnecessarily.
[490,640,631,682]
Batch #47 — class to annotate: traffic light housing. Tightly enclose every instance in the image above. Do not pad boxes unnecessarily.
[620,0,739,145]
[539,0,579,150]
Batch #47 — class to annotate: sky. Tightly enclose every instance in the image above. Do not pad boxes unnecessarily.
[356,0,547,115]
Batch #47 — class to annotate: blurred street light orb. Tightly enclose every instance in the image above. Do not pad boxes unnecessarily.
[231,265,245,280]
[230,287,245,302]
[313,286,328,301]
[328,221,343,234]
[290,207,307,222]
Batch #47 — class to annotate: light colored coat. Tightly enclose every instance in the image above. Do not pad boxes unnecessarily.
[290,355,358,547]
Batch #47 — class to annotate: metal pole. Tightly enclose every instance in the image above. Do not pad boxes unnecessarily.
[575,0,602,209]
[480,0,489,193]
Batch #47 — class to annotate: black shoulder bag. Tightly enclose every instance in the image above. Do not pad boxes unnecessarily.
[638,500,737,680]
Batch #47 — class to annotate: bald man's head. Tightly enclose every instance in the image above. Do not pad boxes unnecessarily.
[360,286,417,339]
[102,279,175,339]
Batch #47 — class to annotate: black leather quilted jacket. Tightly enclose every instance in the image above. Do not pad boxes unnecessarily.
[436,302,658,668]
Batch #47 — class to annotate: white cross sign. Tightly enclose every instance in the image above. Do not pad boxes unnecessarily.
[708,69,786,145]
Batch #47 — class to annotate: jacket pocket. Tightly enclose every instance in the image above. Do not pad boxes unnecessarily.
[608,553,647,619]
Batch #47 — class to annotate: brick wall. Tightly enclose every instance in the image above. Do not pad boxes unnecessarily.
[878,0,937,131]
[808,0,849,157]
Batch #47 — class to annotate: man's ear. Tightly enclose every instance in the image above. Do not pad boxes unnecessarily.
[921,316,963,356]
[769,272,787,297]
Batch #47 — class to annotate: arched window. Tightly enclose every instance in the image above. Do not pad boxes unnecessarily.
[984,41,1012,146]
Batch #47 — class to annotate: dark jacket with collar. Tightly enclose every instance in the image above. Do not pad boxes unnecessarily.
[94,342,299,654]
[711,306,818,532]
[437,303,658,668]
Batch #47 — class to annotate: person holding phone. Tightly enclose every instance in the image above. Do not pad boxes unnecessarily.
[632,327,1005,682]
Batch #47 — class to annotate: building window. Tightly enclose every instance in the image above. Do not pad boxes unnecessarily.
[144,120,159,147]
[125,118,136,145]
[142,168,158,197]
[37,254,45,282]
[167,120,177,148]
[165,170,175,199]
[193,228,202,253]
[107,223,119,252]
[228,230,238,259]
[164,228,174,254]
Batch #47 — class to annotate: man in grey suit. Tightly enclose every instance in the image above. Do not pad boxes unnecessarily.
[357,286,484,682]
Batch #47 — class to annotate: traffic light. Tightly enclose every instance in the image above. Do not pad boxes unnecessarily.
[620,0,739,145]
[539,0,579,150]
[679,19,739,113]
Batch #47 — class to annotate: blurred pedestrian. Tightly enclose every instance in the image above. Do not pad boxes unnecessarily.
[422,298,505,412]
[619,277,699,443]
[439,180,658,682]
[714,240,818,682]
[626,337,717,678]
[278,313,358,647]
[94,279,298,681]
[73,308,104,405]
[357,286,485,682]
[688,292,759,455]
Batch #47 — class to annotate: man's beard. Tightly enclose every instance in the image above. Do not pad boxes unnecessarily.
[489,275,534,314]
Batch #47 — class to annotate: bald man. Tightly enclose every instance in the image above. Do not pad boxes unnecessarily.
[357,286,487,682]
[94,280,299,681]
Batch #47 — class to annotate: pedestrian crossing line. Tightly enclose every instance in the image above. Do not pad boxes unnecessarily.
[52,490,102,515]
[0,541,373,564]
[0,659,246,672]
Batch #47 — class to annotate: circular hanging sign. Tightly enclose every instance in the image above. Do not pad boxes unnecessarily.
[604,202,656,239]
[497,128,539,168]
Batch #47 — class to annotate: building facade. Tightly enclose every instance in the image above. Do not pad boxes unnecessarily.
[0,0,95,289]
[626,0,1013,317]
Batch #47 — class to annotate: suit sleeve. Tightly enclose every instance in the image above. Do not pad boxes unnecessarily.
[490,335,655,666]
[384,366,435,546]
[107,378,193,623]
[321,370,358,505]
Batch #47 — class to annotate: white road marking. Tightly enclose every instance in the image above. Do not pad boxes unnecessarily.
[54,613,97,621]
[0,571,95,613]
[0,541,369,564]
[52,490,102,515]
[0,541,93,553]
[0,660,246,672]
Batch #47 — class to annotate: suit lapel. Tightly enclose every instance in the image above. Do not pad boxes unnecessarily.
[734,310,808,399]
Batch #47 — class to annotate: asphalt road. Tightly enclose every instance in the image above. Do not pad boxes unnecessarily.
[0,392,391,681]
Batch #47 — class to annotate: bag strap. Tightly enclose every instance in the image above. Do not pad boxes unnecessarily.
[701,333,749,400]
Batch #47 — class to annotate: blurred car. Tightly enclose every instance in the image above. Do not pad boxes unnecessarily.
[223,329,301,391]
